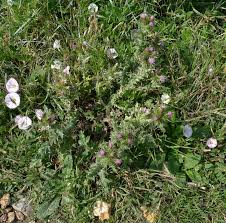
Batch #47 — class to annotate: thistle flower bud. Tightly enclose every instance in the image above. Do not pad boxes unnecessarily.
[150,15,155,21]
[115,159,123,166]
[140,13,148,20]
[98,150,106,157]
[148,57,155,65]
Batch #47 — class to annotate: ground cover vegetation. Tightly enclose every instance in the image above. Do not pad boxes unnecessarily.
[0,0,225,222]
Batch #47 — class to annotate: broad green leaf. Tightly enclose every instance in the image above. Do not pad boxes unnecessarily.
[37,197,61,219]
[168,150,180,174]
[186,169,202,182]
[184,153,201,170]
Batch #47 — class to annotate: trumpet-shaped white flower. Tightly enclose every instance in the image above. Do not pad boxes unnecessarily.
[206,137,217,148]
[107,48,118,59]
[35,109,44,120]
[88,3,98,14]
[6,78,19,93]
[51,60,62,70]
[15,115,23,124]
[161,93,170,104]
[15,115,32,130]
[183,125,193,138]
[53,40,61,49]
[63,66,70,75]
[5,93,20,109]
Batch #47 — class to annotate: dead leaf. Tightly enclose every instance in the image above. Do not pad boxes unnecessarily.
[0,213,7,222]
[12,198,32,217]
[93,201,111,221]
[7,212,15,223]
[4,207,13,213]
[0,194,10,209]
[141,206,159,223]
[15,211,25,221]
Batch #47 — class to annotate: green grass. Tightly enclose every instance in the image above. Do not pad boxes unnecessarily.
[0,0,225,222]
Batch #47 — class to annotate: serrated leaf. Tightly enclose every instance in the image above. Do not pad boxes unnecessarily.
[37,197,61,219]
[184,153,201,170]
[186,169,202,182]
[168,150,180,174]
[62,154,73,176]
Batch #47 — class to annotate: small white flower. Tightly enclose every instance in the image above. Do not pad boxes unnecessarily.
[88,3,98,14]
[208,67,213,75]
[63,66,70,75]
[206,137,217,148]
[35,109,44,120]
[53,40,61,49]
[5,93,20,109]
[83,41,89,47]
[15,115,23,125]
[107,48,118,59]
[161,93,170,104]
[15,116,32,130]
[6,78,19,93]
[183,124,193,138]
[51,60,62,70]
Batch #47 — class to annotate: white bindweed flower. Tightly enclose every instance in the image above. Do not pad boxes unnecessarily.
[107,48,118,59]
[5,93,20,109]
[63,66,70,75]
[51,60,62,70]
[183,124,193,138]
[88,3,98,14]
[6,78,19,93]
[15,115,23,125]
[206,137,217,148]
[15,115,32,130]
[161,93,170,104]
[53,40,61,49]
[35,109,44,120]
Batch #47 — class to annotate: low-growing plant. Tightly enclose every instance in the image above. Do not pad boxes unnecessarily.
[0,0,225,222]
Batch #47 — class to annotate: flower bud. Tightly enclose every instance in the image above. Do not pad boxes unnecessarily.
[115,159,123,166]
[98,150,106,157]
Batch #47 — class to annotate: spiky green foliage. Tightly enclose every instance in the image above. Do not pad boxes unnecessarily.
[0,0,225,222]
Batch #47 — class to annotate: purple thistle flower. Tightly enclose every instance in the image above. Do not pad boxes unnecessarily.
[149,21,155,27]
[150,15,155,21]
[98,150,106,157]
[148,57,155,65]
[108,141,113,148]
[115,159,123,166]
[167,111,173,119]
[148,47,154,52]
[159,75,167,83]
[145,47,154,52]
[141,107,150,114]
[117,133,123,139]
